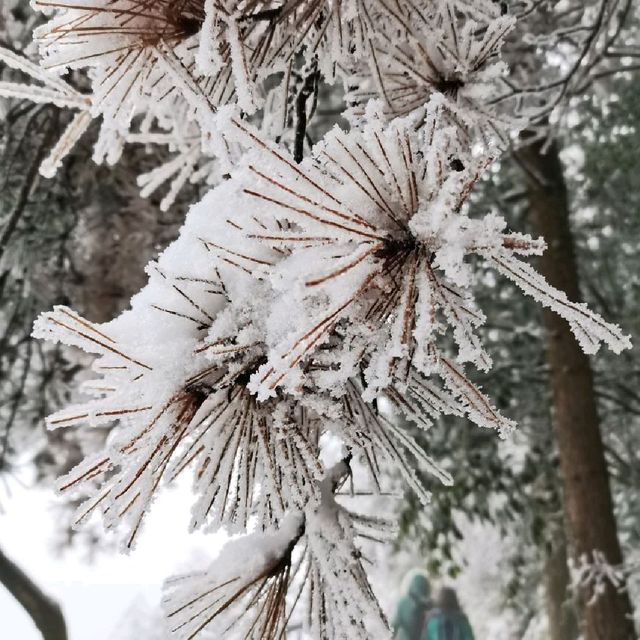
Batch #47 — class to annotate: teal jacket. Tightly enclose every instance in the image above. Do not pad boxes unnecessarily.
[392,574,432,640]
[422,609,474,640]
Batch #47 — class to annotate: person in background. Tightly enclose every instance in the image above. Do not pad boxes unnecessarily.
[422,587,475,640]
[392,571,433,640]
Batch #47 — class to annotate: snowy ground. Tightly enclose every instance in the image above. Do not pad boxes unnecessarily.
[0,477,224,640]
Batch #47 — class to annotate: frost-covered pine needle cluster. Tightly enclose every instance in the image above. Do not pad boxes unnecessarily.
[1,1,630,638]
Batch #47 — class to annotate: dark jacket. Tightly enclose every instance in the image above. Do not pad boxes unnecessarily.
[392,574,432,640]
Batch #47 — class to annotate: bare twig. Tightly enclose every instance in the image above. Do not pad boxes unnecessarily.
[293,66,319,164]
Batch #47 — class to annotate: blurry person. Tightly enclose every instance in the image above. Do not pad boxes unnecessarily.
[392,571,433,640]
[423,587,474,640]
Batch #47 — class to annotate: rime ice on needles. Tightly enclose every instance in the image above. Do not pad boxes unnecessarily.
[32,195,225,546]
[23,1,234,203]
[219,105,629,425]
[0,46,88,110]
[347,2,517,147]
[14,0,423,201]
[31,192,325,547]
[11,1,491,199]
[31,172,439,550]
[163,459,392,640]
[36,96,629,550]
[29,0,417,122]
[0,38,223,208]
[204,0,421,89]
[32,0,208,122]
[0,46,92,177]
[573,550,628,607]
[21,0,634,638]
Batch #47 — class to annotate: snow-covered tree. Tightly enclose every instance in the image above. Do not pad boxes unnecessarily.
[2,1,638,638]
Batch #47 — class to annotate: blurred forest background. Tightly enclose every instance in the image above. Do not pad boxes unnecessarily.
[1,1,639,639]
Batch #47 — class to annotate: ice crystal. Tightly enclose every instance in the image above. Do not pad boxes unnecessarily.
[346,5,518,147]
[208,106,628,431]
[10,0,631,637]
[163,460,392,640]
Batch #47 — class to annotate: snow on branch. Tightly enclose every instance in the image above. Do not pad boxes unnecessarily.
[572,549,640,607]
[31,72,629,570]
[347,5,519,147]
[30,177,449,548]
[13,0,634,637]
[0,45,91,175]
[163,459,392,639]
[205,108,627,429]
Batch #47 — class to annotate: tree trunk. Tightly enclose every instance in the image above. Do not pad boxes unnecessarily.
[518,139,636,640]
[544,535,579,640]
[0,546,68,640]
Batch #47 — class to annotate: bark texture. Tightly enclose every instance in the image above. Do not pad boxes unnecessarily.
[519,138,636,640]
[0,546,68,640]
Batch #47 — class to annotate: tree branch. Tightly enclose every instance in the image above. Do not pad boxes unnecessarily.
[0,546,68,640]
[293,68,318,164]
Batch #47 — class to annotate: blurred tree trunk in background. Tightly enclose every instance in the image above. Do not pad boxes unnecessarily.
[519,138,636,640]
[0,546,67,640]
[544,536,578,640]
